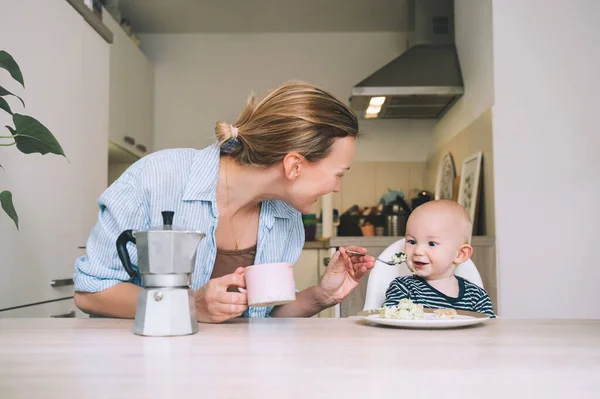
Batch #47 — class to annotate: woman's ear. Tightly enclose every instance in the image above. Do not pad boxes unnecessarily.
[283,152,303,180]
[454,244,473,264]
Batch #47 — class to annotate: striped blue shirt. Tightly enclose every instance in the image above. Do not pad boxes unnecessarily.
[73,143,305,318]
[383,275,496,318]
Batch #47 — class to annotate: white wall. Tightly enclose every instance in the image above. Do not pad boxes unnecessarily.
[355,119,433,162]
[492,0,600,318]
[140,32,434,162]
[433,0,494,149]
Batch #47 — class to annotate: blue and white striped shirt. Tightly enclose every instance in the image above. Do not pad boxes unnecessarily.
[73,143,305,318]
[383,276,496,318]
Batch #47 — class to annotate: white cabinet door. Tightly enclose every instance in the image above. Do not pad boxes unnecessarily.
[104,13,154,158]
[293,249,338,318]
[293,250,320,292]
[0,0,109,310]
[136,50,154,155]
[293,249,320,318]
[78,9,110,240]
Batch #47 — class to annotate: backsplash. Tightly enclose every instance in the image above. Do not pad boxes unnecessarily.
[311,161,427,215]
[425,108,494,236]
[109,160,427,219]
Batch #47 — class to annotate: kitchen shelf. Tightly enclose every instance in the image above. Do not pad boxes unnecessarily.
[65,0,113,44]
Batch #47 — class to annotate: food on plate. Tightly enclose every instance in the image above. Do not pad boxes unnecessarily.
[379,300,459,321]
[433,308,457,319]
[379,298,424,320]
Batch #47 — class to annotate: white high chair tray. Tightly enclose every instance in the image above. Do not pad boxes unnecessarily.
[358,309,490,329]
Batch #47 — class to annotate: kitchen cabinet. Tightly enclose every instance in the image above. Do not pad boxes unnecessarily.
[103,13,154,158]
[317,248,336,318]
[293,250,320,292]
[0,0,109,311]
[292,249,319,318]
[293,249,336,318]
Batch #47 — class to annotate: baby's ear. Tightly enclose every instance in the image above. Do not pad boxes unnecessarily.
[455,244,473,264]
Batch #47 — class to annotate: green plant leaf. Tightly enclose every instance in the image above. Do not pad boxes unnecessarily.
[0,85,25,108]
[0,190,19,229]
[0,51,25,87]
[12,114,65,157]
[0,96,13,115]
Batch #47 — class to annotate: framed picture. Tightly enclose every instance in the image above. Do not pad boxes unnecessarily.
[457,151,483,225]
[434,152,456,200]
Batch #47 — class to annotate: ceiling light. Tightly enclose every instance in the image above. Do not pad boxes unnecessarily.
[369,96,386,106]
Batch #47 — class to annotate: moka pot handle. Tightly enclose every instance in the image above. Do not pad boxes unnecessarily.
[116,230,138,279]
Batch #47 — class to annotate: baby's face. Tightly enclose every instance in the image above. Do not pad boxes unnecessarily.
[404,207,466,280]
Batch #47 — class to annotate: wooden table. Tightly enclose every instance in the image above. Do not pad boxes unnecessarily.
[1,317,599,398]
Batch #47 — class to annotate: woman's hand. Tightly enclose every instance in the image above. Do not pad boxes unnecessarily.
[194,267,248,323]
[318,246,375,305]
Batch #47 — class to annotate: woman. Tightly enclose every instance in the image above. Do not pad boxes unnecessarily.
[74,82,375,322]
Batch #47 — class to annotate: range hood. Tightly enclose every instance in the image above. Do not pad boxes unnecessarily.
[350,0,463,119]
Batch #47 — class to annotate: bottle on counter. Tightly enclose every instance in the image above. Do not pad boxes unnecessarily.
[374,204,386,237]
[383,196,411,236]
[386,205,400,237]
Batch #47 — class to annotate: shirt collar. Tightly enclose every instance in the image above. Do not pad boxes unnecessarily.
[181,143,220,202]
[262,200,298,229]
[182,142,299,225]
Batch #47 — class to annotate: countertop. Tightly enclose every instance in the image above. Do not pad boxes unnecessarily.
[1,317,599,398]
[302,239,330,249]
[305,236,495,249]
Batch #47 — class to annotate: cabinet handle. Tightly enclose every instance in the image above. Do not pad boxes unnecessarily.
[50,278,74,287]
[135,144,147,153]
[323,257,330,266]
[123,136,135,145]
[51,311,76,318]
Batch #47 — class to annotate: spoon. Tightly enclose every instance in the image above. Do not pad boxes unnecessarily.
[345,249,397,266]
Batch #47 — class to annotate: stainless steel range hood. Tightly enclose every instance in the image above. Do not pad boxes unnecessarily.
[350,0,463,119]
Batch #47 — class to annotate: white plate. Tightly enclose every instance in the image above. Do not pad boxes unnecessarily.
[358,310,489,329]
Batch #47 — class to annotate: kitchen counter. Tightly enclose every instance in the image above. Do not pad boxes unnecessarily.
[302,239,330,249]
[329,235,495,248]
[1,317,599,398]
[304,237,494,250]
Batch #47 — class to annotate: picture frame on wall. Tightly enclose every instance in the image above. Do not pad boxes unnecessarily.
[434,152,456,200]
[457,151,483,227]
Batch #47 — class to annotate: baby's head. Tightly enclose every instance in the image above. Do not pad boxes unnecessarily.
[404,200,473,280]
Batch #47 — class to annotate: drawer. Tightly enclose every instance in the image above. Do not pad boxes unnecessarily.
[0,298,87,319]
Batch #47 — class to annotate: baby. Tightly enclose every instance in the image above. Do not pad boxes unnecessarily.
[382,200,496,318]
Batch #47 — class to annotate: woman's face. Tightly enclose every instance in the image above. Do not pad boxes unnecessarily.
[284,137,356,214]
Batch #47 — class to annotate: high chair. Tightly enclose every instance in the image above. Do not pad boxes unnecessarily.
[362,238,484,311]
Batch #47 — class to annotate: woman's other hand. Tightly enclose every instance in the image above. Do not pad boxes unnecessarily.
[194,267,248,323]
[318,246,375,305]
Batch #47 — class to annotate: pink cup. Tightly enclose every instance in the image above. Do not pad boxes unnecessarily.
[244,263,296,307]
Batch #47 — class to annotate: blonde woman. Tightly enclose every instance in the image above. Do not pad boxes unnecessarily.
[74,82,375,323]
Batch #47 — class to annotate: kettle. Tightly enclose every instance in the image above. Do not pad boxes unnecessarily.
[116,211,205,337]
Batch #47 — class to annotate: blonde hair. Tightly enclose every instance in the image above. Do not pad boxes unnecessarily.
[215,82,359,166]
[411,200,473,244]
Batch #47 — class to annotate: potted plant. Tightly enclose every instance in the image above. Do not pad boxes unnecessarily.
[0,50,65,229]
